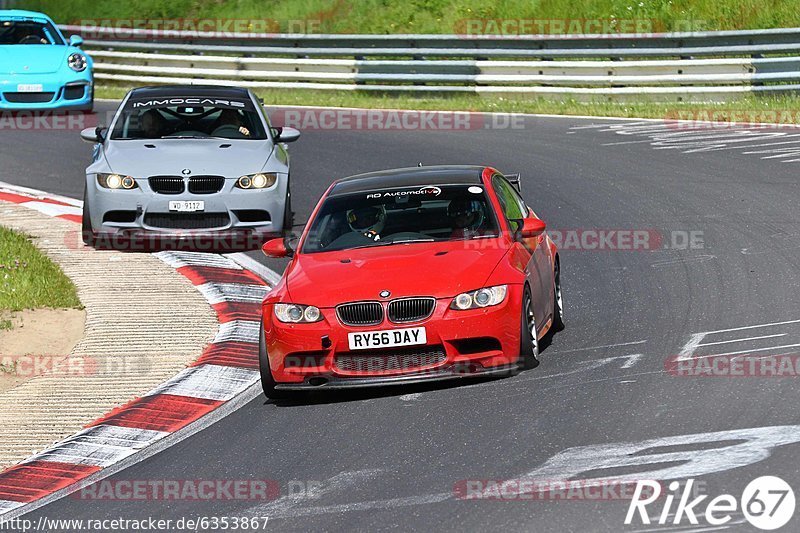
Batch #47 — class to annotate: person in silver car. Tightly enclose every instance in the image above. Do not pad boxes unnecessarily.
[80,85,301,251]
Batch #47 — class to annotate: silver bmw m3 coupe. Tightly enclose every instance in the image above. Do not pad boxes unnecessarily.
[80,85,300,250]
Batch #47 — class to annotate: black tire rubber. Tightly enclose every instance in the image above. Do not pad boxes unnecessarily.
[259,320,289,400]
[518,285,540,370]
[283,183,294,236]
[81,189,96,247]
[551,257,565,332]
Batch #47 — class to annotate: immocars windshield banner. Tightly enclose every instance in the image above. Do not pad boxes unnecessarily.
[125,97,255,111]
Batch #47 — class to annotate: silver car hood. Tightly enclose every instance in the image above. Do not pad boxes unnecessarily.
[101,138,275,178]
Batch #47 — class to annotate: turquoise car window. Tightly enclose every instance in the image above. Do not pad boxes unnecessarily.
[0,20,64,45]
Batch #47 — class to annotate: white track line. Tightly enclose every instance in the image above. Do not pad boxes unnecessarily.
[23,425,168,468]
[20,201,82,218]
[698,343,800,359]
[0,501,22,513]
[700,318,800,335]
[695,333,787,347]
[0,181,282,523]
[145,364,260,402]
[196,282,270,304]
[213,320,261,343]
[155,250,243,270]
[225,252,282,286]
[553,340,646,354]
[0,181,82,206]
[5,382,263,521]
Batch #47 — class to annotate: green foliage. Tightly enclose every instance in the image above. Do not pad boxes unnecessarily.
[17,0,800,33]
[0,226,81,312]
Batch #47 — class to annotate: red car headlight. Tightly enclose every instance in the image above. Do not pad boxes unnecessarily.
[451,285,508,310]
[274,303,322,323]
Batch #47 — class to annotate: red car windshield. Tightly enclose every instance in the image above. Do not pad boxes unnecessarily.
[302,184,500,253]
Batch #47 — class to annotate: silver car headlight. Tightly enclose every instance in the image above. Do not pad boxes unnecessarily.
[97,173,137,190]
[275,303,322,323]
[68,53,87,72]
[236,173,277,190]
[451,285,508,310]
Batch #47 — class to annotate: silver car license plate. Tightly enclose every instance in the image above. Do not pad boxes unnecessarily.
[169,201,205,212]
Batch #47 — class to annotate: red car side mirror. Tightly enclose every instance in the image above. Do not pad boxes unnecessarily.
[262,238,290,258]
[520,218,546,238]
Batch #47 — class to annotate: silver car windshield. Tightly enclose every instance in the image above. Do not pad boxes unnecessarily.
[110,103,268,141]
[302,185,500,254]
[0,19,64,45]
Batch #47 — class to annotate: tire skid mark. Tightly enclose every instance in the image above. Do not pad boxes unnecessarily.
[573,121,800,162]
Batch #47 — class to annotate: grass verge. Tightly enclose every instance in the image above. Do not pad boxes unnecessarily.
[17,0,800,34]
[96,85,800,125]
[0,226,82,312]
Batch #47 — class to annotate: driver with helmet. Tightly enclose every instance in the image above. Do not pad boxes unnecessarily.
[347,205,387,241]
[448,198,485,239]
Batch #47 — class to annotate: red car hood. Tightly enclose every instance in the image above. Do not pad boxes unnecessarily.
[286,239,509,307]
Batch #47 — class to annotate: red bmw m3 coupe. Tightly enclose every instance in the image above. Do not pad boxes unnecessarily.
[258,165,564,398]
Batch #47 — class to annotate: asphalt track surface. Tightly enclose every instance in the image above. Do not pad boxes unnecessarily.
[3,102,800,532]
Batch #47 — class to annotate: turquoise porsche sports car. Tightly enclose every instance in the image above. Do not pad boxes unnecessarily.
[0,10,93,111]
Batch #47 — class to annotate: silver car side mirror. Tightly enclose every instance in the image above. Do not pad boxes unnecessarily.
[80,126,105,143]
[274,127,301,143]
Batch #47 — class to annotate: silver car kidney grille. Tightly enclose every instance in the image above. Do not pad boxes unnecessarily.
[148,176,185,194]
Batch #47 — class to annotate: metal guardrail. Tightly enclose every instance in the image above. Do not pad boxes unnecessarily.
[59,25,800,102]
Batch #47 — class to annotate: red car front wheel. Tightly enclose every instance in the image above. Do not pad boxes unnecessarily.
[518,286,540,370]
[552,258,565,332]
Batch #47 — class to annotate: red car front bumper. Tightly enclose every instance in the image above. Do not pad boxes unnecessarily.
[263,285,524,388]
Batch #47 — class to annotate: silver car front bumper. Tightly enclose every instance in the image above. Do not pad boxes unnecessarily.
[86,175,288,236]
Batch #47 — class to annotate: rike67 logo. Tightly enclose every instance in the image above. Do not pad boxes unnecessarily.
[626,476,795,530]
